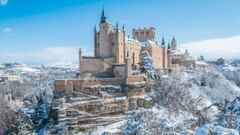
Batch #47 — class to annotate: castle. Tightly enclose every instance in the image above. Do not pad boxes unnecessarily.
[52,9,196,131]
[80,8,174,79]
[54,8,195,92]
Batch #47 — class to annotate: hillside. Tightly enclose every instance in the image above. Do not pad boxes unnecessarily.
[1,62,240,134]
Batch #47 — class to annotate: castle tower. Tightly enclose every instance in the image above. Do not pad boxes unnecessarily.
[97,7,113,58]
[114,22,125,64]
[94,25,99,57]
[171,36,177,50]
[79,48,82,74]
[167,43,172,68]
[161,37,166,68]
[125,50,131,77]
[132,27,156,42]
[161,37,165,49]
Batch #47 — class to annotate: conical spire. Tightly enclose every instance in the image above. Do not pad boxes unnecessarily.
[167,42,171,49]
[100,6,107,24]
[79,47,82,54]
[161,37,165,45]
[94,25,97,32]
[116,21,119,28]
[122,24,125,30]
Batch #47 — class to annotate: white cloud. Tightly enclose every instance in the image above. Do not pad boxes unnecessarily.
[0,47,80,65]
[0,0,8,6]
[180,35,240,60]
[2,27,12,33]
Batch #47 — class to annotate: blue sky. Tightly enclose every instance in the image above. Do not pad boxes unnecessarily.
[0,0,240,64]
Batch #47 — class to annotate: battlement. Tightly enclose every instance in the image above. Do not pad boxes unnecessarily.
[132,27,156,42]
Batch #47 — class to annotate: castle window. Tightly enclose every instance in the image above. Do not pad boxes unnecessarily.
[141,31,144,35]
[97,43,100,47]
[112,42,114,47]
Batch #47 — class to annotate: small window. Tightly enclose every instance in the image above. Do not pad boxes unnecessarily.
[141,31,144,35]
[112,42,114,47]
[97,43,100,47]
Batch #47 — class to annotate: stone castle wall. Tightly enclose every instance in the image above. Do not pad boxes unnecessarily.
[132,27,156,42]
[142,45,165,69]
[80,57,114,77]
[54,74,145,92]
[125,43,142,65]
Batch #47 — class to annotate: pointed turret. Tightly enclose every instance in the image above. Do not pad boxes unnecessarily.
[100,7,107,24]
[161,37,165,45]
[161,37,166,49]
[79,47,82,54]
[116,21,119,29]
[122,24,125,31]
[94,25,97,32]
[167,42,171,50]
[78,47,82,74]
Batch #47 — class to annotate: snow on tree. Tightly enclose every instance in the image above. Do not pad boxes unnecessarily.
[123,108,172,135]
[139,51,158,80]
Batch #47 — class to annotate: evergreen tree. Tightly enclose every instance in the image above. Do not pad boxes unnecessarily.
[139,51,158,80]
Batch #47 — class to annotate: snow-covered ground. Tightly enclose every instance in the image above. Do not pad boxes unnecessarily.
[1,60,240,134]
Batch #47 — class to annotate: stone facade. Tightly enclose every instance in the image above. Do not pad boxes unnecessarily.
[80,8,174,79]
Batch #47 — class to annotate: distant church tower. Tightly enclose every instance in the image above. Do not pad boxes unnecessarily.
[171,36,177,50]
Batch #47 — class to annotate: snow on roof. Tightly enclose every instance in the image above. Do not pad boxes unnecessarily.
[171,50,183,55]
[126,37,157,47]
[196,61,208,66]
[126,37,140,45]
[141,40,156,46]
